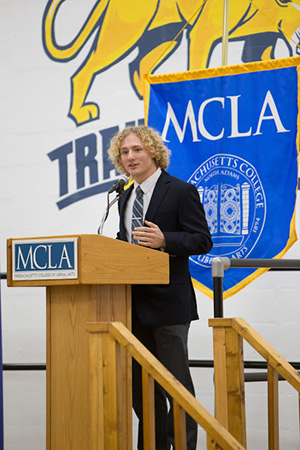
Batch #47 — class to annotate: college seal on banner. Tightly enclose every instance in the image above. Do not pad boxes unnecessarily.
[188,154,266,267]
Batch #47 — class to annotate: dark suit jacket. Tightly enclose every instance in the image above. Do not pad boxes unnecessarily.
[117,170,213,326]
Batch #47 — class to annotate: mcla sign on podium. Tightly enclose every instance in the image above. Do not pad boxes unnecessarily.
[12,238,78,280]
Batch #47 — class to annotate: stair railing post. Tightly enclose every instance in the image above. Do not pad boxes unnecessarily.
[212,258,231,318]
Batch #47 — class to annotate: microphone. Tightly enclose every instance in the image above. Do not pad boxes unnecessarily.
[98,174,129,234]
[108,175,129,194]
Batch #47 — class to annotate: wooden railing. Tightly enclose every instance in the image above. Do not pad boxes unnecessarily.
[208,318,300,450]
[86,321,246,450]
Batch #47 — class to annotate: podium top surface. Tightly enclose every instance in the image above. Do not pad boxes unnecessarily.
[7,234,169,287]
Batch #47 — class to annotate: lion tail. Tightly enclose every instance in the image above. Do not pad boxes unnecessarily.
[42,0,110,61]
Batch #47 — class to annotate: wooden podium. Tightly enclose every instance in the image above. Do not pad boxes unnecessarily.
[7,234,169,449]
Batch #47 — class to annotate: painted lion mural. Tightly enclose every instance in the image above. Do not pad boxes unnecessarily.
[42,0,300,126]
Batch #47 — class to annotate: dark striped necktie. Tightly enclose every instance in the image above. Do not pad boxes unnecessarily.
[131,186,144,244]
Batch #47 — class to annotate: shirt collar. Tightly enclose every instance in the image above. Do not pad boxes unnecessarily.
[134,168,162,194]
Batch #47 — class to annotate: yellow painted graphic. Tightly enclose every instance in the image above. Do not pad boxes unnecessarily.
[42,0,300,126]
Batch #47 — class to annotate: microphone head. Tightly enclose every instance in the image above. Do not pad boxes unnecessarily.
[119,174,129,187]
[111,174,129,194]
[108,174,130,194]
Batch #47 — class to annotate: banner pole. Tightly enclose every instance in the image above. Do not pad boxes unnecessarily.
[222,0,229,66]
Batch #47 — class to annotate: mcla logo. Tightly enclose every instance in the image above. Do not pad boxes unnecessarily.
[13,238,78,280]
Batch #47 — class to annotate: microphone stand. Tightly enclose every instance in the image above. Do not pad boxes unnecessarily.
[97,190,123,235]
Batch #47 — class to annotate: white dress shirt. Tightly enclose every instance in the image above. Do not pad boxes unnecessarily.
[124,168,162,242]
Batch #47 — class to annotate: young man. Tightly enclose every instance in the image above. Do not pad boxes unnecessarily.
[108,126,213,450]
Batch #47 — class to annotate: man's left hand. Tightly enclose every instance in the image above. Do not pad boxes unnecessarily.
[132,220,166,249]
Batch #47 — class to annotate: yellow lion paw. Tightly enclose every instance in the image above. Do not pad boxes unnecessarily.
[69,103,99,126]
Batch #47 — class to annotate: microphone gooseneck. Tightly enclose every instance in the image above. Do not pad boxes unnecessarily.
[98,175,129,235]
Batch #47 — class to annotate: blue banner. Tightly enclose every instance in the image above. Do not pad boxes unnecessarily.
[145,58,299,298]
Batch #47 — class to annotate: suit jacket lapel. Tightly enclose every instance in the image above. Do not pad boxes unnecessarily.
[118,184,134,240]
[145,171,171,221]
[119,183,133,216]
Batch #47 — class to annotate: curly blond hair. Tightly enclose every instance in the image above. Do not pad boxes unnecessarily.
[107,126,171,175]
